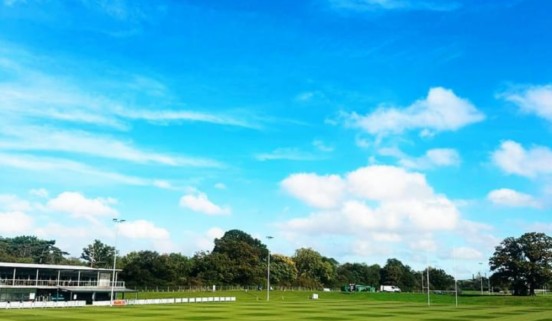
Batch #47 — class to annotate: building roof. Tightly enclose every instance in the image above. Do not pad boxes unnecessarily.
[0,262,119,272]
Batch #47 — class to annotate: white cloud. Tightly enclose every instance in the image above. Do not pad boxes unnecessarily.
[425,149,461,166]
[0,194,31,212]
[47,192,118,222]
[278,165,460,244]
[344,87,484,137]
[501,85,552,122]
[118,220,170,240]
[492,140,552,178]
[381,147,461,169]
[177,227,225,254]
[281,173,345,209]
[487,188,541,208]
[346,165,434,201]
[179,192,231,216]
[451,247,483,260]
[0,211,33,234]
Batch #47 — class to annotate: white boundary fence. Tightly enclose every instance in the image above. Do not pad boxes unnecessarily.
[1,301,86,309]
[92,296,237,307]
[2,296,236,309]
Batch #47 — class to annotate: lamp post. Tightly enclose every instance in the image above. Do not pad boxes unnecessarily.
[266,236,273,302]
[110,218,125,306]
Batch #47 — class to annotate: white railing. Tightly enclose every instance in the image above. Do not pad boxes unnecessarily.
[0,297,237,309]
[0,279,125,288]
[92,296,237,307]
[0,301,86,309]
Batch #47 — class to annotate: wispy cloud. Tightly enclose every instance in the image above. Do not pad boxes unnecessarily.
[0,125,222,167]
[327,0,461,12]
[0,152,151,186]
[0,48,262,130]
[379,147,461,170]
[312,140,334,152]
[255,148,322,161]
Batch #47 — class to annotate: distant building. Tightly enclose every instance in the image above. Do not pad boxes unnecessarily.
[0,262,134,304]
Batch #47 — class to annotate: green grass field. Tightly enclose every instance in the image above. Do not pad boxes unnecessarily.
[1,291,551,321]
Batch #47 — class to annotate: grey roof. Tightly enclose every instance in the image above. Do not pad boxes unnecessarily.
[0,262,120,272]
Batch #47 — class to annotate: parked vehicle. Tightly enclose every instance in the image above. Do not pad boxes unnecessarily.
[379,285,401,292]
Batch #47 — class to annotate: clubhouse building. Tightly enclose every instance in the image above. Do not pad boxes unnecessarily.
[0,262,133,304]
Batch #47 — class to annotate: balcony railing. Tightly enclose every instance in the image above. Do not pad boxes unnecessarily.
[0,279,125,288]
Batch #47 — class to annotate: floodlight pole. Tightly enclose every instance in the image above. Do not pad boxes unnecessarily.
[266,236,274,302]
[453,249,458,307]
[479,262,483,294]
[426,265,430,306]
[110,218,126,306]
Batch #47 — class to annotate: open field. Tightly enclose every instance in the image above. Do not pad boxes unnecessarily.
[1,291,551,321]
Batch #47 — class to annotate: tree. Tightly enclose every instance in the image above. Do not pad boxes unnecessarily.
[81,239,115,268]
[336,263,381,287]
[119,251,189,288]
[270,254,298,287]
[490,232,552,296]
[190,251,234,286]
[425,268,455,290]
[0,235,67,264]
[381,258,418,292]
[211,229,268,286]
[292,248,336,288]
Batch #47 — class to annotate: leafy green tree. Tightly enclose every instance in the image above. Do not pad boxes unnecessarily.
[490,232,552,296]
[190,251,233,285]
[381,258,418,291]
[424,267,455,290]
[0,235,67,263]
[337,263,381,287]
[293,248,336,288]
[212,229,268,285]
[119,251,184,288]
[81,239,115,268]
[270,254,298,286]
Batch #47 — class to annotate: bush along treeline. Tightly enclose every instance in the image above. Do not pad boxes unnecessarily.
[1,230,551,295]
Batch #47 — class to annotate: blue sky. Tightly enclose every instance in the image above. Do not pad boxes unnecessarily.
[1,0,551,278]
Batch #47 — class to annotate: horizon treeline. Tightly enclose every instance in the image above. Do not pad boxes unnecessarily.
[2,230,550,295]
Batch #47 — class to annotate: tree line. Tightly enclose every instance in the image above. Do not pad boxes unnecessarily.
[1,230,551,295]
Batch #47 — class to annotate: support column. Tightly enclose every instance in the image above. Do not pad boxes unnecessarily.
[36,269,39,286]
[77,271,81,287]
[12,268,16,286]
[57,270,60,286]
